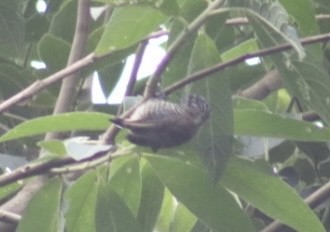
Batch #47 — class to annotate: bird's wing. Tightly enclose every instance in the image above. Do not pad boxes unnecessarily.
[123,101,191,130]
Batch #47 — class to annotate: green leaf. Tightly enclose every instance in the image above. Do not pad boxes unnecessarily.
[17,177,63,232]
[0,112,111,143]
[233,96,269,111]
[279,0,319,36]
[137,161,164,232]
[0,182,22,202]
[65,171,99,232]
[0,63,29,98]
[92,0,179,15]
[96,6,167,54]
[247,12,330,124]
[96,183,143,232]
[221,39,259,61]
[222,157,325,232]
[109,155,142,215]
[169,203,197,232]
[155,189,176,232]
[0,1,25,59]
[234,109,330,141]
[49,0,77,43]
[188,32,233,181]
[144,154,255,232]
[229,0,305,59]
[26,14,49,42]
[38,33,71,73]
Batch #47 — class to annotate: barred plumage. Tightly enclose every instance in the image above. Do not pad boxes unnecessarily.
[111,95,210,151]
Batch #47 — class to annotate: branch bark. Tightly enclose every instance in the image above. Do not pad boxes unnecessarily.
[144,0,226,98]
[163,32,330,95]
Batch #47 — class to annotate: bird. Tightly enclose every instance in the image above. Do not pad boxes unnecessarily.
[111,94,210,151]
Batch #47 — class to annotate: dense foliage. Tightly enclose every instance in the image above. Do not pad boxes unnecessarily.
[0,0,330,231]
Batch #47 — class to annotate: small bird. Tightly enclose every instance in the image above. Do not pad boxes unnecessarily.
[111,95,210,151]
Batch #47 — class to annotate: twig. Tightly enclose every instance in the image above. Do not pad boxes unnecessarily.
[163,32,330,95]
[0,30,168,115]
[103,41,149,145]
[225,14,330,26]
[0,157,74,187]
[125,41,148,98]
[0,146,116,187]
[238,69,282,100]
[143,0,226,99]
[50,147,130,174]
[0,53,95,114]
[0,210,21,224]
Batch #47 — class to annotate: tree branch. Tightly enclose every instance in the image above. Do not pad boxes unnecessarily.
[0,211,20,224]
[238,69,282,100]
[143,0,226,99]
[0,54,97,114]
[101,41,148,145]
[163,32,330,95]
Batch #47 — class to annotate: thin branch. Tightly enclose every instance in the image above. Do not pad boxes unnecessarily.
[0,210,21,224]
[49,148,130,174]
[125,41,148,97]
[163,32,330,95]
[0,30,167,115]
[0,157,74,187]
[0,146,116,187]
[238,69,282,100]
[49,154,112,174]
[143,0,226,99]
[0,53,95,114]
[103,41,149,145]
[225,14,330,26]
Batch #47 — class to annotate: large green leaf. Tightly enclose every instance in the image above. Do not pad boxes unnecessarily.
[0,112,111,143]
[137,161,164,232]
[279,0,319,36]
[247,10,330,124]
[0,1,25,59]
[0,182,22,203]
[65,171,99,232]
[96,6,167,54]
[222,157,325,232]
[187,32,233,181]
[154,189,177,232]
[38,33,71,73]
[49,0,77,43]
[109,155,142,216]
[144,154,255,232]
[0,64,29,99]
[228,0,305,58]
[234,109,330,141]
[96,183,143,232]
[169,203,197,232]
[17,177,63,232]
